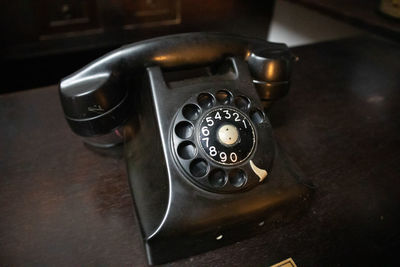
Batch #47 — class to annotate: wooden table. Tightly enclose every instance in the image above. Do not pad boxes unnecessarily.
[1,35,400,266]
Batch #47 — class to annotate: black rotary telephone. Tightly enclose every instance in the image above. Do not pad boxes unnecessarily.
[59,33,312,265]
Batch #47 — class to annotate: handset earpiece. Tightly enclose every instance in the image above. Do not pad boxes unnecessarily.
[247,47,295,109]
[59,32,293,138]
[59,71,128,137]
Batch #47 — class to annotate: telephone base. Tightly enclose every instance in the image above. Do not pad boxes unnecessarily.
[134,142,313,265]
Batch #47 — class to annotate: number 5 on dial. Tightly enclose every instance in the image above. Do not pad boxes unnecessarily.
[206,117,214,126]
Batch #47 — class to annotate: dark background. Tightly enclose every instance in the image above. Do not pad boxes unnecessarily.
[0,0,275,94]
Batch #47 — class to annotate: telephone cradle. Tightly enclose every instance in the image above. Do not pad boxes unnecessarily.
[59,33,313,265]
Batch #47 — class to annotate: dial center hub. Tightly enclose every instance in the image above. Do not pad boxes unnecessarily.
[217,124,239,146]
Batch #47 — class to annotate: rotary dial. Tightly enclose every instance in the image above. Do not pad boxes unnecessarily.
[198,107,255,165]
[171,90,271,193]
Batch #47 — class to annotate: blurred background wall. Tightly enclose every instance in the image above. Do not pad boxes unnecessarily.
[0,0,369,94]
[268,1,364,47]
[0,0,275,93]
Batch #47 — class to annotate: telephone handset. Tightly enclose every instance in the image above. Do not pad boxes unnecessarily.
[59,33,312,265]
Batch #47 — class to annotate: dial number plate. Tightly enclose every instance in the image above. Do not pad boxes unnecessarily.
[198,107,255,165]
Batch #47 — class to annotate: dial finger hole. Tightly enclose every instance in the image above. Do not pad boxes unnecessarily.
[177,141,197,159]
[208,169,227,188]
[197,93,215,109]
[250,108,265,124]
[175,121,194,139]
[234,96,250,111]
[216,90,232,105]
[190,158,209,177]
[229,169,247,187]
[182,104,200,121]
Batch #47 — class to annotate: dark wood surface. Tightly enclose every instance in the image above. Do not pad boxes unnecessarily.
[1,35,400,266]
[284,0,400,42]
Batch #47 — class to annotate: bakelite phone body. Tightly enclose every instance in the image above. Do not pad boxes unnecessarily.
[59,33,312,265]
